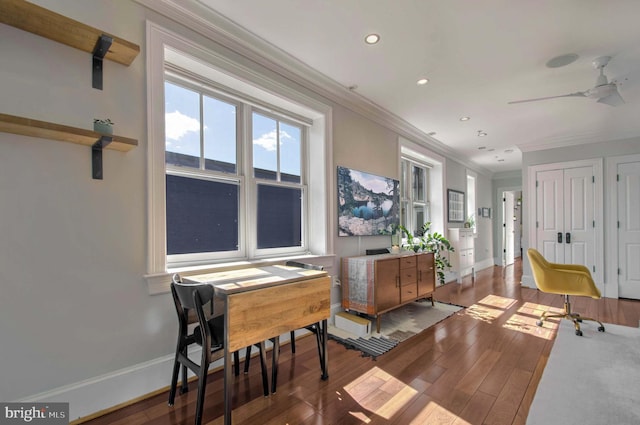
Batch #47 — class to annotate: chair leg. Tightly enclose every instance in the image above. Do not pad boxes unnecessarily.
[233,351,240,376]
[290,330,296,353]
[536,295,606,336]
[244,345,252,374]
[194,362,209,425]
[180,363,189,394]
[257,342,269,397]
[271,336,280,394]
[168,357,180,406]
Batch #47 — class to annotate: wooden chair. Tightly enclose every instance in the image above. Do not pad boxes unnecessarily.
[168,274,270,424]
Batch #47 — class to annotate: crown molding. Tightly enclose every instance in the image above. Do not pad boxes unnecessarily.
[518,129,640,153]
[134,0,491,175]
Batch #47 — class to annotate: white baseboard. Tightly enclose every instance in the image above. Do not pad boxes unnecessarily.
[19,352,179,421]
[521,274,536,288]
[18,337,289,422]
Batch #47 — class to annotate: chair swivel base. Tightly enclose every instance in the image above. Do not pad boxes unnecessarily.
[536,299,605,336]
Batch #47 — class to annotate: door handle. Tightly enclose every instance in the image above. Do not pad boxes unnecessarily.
[566,232,571,244]
[557,232,563,243]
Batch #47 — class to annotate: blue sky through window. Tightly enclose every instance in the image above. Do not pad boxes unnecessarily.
[165,81,300,176]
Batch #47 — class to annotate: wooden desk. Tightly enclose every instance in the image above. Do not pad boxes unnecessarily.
[184,265,331,425]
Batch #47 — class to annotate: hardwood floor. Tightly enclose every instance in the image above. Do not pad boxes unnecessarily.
[82,259,640,425]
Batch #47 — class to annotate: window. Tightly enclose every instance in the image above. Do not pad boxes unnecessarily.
[164,74,307,266]
[146,23,330,289]
[401,158,430,236]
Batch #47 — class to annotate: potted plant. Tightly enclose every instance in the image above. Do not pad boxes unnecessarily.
[464,214,475,229]
[93,118,114,135]
[399,222,455,285]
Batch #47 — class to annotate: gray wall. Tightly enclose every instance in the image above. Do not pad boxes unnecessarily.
[0,0,495,415]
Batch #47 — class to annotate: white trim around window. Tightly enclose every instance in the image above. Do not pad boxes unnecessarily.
[144,22,333,293]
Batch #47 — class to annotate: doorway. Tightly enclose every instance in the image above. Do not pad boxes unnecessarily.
[502,190,522,266]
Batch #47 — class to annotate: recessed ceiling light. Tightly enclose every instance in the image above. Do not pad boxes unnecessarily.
[504,148,514,153]
[364,34,380,44]
[477,130,487,137]
[498,159,505,162]
[487,148,495,152]
[478,146,486,150]
[460,116,470,121]
[417,78,429,85]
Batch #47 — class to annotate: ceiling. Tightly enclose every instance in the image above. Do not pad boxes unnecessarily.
[194,0,640,173]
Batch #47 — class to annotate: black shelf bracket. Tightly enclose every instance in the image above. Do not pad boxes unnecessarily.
[92,136,113,179]
[92,34,113,90]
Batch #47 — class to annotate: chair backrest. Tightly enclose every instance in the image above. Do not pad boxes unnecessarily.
[285,260,324,271]
[527,248,601,298]
[171,276,214,311]
[527,248,552,291]
[170,274,217,347]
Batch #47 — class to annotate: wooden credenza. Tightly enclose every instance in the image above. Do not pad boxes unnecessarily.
[341,252,435,332]
[448,228,475,283]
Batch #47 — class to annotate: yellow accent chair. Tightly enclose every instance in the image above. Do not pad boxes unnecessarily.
[527,248,605,336]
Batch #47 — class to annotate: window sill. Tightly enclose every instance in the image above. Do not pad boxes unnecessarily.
[145,254,335,295]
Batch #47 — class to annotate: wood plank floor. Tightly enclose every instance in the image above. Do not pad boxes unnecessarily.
[81,259,640,425]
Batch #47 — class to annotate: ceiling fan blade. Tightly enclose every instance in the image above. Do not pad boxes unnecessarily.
[508,92,586,104]
[597,89,624,106]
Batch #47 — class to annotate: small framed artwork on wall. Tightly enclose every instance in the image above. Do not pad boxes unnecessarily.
[481,207,491,218]
[447,189,465,222]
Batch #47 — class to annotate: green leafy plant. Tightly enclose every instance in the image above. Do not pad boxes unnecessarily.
[465,214,475,229]
[399,222,454,285]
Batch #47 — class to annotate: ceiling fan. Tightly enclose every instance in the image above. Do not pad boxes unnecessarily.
[509,56,625,107]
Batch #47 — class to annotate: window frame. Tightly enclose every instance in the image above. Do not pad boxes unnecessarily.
[145,22,332,292]
[401,157,431,236]
[466,169,477,234]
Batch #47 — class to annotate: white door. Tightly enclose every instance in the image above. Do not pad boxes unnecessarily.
[563,166,595,268]
[504,192,515,265]
[618,161,640,299]
[536,166,596,273]
[536,169,565,262]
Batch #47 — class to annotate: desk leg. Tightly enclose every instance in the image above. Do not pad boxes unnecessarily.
[320,319,329,380]
[223,346,232,425]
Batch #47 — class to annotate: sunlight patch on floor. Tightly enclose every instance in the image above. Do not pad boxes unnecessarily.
[503,313,558,340]
[343,366,418,420]
[477,294,518,310]
[463,295,518,323]
[518,301,564,318]
[464,304,505,323]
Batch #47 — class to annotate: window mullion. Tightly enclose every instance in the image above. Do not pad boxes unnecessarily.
[276,120,281,181]
[199,93,204,170]
[243,104,254,257]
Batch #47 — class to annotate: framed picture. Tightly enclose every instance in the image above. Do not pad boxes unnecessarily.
[482,207,491,218]
[447,189,465,222]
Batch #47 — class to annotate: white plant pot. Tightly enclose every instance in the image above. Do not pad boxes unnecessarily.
[93,122,113,135]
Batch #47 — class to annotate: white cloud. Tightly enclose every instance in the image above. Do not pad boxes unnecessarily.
[254,129,278,151]
[253,129,293,152]
[165,111,200,141]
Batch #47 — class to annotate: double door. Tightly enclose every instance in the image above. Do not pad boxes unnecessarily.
[533,160,601,284]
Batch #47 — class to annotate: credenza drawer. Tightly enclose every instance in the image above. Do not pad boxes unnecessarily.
[401,283,417,303]
[400,268,417,284]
